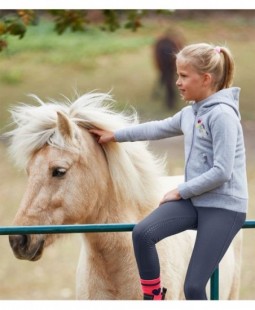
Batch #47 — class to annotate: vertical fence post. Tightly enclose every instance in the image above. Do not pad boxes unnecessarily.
[210,266,219,300]
[208,221,255,300]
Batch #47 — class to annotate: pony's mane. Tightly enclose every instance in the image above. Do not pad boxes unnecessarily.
[5,92,166,207]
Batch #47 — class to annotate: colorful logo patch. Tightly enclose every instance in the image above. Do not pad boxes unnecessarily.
[196,119,208,138]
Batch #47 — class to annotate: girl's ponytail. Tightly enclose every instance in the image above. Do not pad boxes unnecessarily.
[218,46,235,90]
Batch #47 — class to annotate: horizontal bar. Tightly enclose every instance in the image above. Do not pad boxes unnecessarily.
[0,220,254,236]
[243,220,255,229]
[0,220,254,301]
[0,223,135,235]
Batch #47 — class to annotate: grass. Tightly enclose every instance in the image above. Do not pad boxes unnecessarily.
[0,12,255,300]
[0,19,162,130]
[1,13,255,129]
[3,20,154,67]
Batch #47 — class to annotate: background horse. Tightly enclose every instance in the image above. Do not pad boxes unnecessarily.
[5,92,242,299]
[152,30,184,109]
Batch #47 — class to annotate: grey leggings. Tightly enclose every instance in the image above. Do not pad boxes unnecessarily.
[132,199,246,300]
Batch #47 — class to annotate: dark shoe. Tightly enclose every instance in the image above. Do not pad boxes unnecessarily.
[143,287,167,300]
[161,287,167,300]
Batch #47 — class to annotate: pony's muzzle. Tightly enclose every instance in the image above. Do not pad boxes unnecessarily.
[9,234,45,261]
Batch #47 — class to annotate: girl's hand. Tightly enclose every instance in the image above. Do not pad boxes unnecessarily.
[89,129,116,144]
[160,188,181,204]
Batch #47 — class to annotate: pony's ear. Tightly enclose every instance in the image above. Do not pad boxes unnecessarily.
[57,111,75,143]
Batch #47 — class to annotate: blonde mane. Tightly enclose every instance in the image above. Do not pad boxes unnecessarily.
[5,92,166,208]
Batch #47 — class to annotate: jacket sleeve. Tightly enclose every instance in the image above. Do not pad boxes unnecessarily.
[178,112,239,198]
[114,111,183,142]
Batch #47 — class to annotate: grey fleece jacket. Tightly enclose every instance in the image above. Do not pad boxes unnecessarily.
[115,87,248,213]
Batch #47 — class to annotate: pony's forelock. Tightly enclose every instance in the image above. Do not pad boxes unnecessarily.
[4,92,166,207]
[4,92,129,166]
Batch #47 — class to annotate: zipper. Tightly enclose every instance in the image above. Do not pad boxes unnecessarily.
[184,111,197,181]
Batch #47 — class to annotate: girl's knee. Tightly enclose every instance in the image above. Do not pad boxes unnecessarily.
[132,222,147,243]
[132,221,155,247]
[184,280,207,300]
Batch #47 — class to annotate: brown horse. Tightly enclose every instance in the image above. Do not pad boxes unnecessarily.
[153,30,184,109]
[5,92,243,299]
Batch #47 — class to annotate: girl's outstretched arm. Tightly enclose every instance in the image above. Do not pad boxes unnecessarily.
[89,129,116,144]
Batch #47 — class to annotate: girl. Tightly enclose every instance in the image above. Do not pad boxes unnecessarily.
[89,43,248,300]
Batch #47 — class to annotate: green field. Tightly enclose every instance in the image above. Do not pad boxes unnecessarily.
[1,13,255,128]
[0,12,255,300]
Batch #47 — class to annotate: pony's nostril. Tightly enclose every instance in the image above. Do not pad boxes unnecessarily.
[19,234,28,247]
[9,234,44,261]
[9,234,29,250]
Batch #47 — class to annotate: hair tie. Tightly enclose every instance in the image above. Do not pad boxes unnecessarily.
[214,46,221,54]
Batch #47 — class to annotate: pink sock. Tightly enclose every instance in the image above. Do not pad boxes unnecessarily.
[140,277,162,300]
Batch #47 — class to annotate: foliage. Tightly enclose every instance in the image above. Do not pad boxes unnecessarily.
[0,10,172,52]
[0,10,36,51]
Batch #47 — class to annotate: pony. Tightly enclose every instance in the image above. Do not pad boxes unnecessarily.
[5,92,243,299]
[152,30,184,109]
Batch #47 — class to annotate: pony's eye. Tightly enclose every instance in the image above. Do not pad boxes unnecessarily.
[52,167,66,178]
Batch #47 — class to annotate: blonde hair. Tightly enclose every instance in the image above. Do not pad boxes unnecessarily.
[176,43,235,91]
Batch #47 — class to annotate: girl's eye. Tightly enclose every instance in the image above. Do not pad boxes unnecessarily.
[52,167,66,178]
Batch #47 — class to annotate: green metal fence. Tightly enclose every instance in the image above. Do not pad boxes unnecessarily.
[0,220,255,300]
[210,220,255,300]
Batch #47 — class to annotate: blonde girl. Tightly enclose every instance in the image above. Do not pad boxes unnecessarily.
[90,43,248,300]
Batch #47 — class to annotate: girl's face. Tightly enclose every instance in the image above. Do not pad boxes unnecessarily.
[176,58,213,102]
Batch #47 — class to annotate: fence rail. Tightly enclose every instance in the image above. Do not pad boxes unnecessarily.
[0,220,255,300]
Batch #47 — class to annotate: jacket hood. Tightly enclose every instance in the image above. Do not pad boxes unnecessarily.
[192,87,241,119]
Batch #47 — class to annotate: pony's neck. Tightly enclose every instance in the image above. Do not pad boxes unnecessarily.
[89,187,146,224]
[80,191,137,282]
[79,228,139,299]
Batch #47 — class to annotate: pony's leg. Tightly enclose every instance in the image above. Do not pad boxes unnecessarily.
[132,199,197,299]
[184,207,246,300]
[228,230,243,299]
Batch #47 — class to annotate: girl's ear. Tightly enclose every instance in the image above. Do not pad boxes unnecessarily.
[203,73,213,87]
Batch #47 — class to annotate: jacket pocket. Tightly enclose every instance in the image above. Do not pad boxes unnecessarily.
[201,153,212,172]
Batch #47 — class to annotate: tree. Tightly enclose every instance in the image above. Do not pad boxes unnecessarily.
[0,10,171,52]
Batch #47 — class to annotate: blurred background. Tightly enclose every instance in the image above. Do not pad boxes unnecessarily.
[0,9,254,299]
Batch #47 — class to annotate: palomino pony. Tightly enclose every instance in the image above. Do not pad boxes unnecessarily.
[5,92,242,299]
